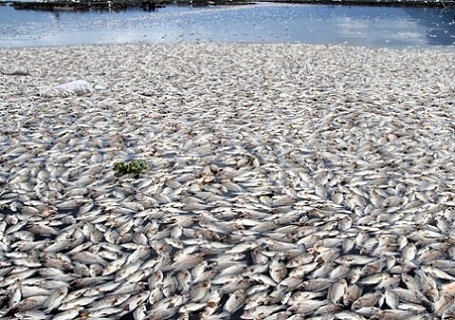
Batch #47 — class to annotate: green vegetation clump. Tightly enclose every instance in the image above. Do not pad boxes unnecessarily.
[114,160,148,176]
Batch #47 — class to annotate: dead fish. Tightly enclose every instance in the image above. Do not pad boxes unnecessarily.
[44,286,69,312]
[224,289,246,313]
[72,251,108,266]
[369,309,414,320]
[115,261,142,283]
[133,304,147,320]
[383,289,399,309]
[335,255,376,266]
[122,291,150,312]
[422,266,455,282]
[225,242,258,255]
[190,280,211,302]
[287,300,326,315]
[144,305,179,320]
[343,284,362,307]
[313,303,344,316]
[6,295,47,315]
[287,291,326,306]
[103,255,127,276]
[165,253,204,272]
[248,274,277,287]
[435,292,455,316]
[49,307,83,320]
[328,279,347,304]
[269,259,288,283]
[388,288,431,306]
[355,307,381,317]
[58,295,95,310]
[334,310,368,320]
[176,270,192,293]
[288,262,320,278]
[112,282,147,296]
[417,271,443,304]
[277,276,303,291]
[71,276,111,288]
[7,280,22,308]
[241,305,287,319]
[148,287,164,305]
[360,273,387,286]
[351,291,382,310]
[179,302,207,313]
[201,290,221,317]
[162,274,178,298]
[401,243,417,261]
[245,290,271,309]
[20,285,51,298]
[43,239,76,253]
[87,306,125,318]
[298,278,333,292]
[125,246,151,265]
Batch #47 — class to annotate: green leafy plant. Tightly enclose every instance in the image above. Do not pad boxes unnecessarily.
[114,160,148,176]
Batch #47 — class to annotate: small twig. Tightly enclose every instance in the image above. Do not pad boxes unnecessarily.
[1,70,31,76]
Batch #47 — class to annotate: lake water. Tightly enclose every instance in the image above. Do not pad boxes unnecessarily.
[1,2,455,49]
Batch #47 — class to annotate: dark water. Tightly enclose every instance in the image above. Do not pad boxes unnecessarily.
[1,2,455,49]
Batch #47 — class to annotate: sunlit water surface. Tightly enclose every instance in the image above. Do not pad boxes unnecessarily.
[1,2,455,49]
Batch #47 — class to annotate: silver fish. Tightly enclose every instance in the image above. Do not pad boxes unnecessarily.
[44,286,69,312]
[328,279,347,304]
[224,289,246,313]
[241,305,287,319]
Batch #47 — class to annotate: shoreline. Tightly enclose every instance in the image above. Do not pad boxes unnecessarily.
[6,0,455,12]
[1,42,455,319]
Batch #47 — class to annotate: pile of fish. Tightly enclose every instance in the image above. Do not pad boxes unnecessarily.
[1,43,455,319]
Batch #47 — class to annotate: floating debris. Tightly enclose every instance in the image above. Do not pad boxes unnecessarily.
[114,160,148,176]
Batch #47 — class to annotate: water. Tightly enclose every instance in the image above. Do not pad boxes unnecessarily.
[1,2,455,49]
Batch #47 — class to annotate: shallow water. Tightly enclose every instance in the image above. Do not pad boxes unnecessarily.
[1,3,455,49]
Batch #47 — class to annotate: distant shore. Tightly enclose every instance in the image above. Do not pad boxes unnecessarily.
[5,0,455,12]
